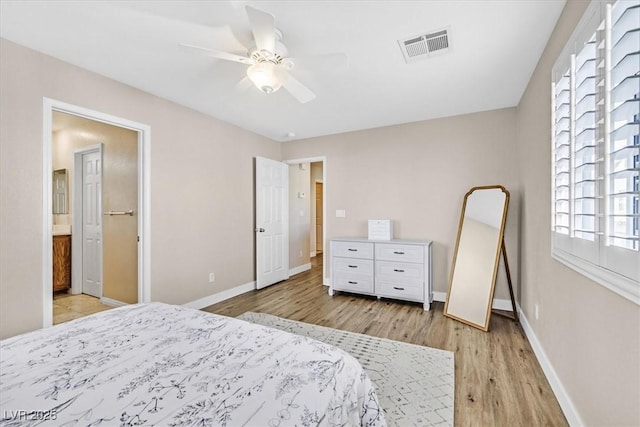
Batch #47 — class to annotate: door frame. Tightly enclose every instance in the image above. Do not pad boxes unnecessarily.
[284,156,327,285]
[42,98,151,328]
[72,144,104,299]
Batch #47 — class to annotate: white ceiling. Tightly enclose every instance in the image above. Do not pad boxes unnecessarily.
[1,0,566,142]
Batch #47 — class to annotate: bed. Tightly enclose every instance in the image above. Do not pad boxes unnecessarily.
[0,303,385,426]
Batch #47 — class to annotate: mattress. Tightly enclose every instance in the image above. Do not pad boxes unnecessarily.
[0,303,385,426]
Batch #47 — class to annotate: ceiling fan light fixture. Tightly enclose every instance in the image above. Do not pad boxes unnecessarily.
[247,62,282,94]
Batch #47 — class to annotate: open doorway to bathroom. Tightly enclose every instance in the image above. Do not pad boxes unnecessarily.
[43,99,151,327]
[51,112,137,323]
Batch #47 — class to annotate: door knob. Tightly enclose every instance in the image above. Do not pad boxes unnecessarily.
[255,228,265,232]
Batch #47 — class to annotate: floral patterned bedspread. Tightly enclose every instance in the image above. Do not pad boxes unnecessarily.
[0,303,385,426]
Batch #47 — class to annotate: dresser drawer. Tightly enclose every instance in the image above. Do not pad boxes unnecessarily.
[332,275,374,294]
[375,279,424,301]
[375,243,424,263]
[333,257,374,276]
[375,260,424,283]
[331,241,374,260]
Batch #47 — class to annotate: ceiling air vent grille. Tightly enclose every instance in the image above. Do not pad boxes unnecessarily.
[398,27,451,63]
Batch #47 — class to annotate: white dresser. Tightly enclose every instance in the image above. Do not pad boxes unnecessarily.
[329,238,433,310]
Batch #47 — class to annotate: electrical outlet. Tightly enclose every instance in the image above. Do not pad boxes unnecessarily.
[209,273,215,283]
[299,250,303,257]
[534,304,539,320]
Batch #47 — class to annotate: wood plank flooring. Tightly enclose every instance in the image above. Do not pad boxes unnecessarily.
[204,256,567,426]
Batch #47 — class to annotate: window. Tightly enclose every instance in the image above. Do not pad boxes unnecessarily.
[551,0,639,304]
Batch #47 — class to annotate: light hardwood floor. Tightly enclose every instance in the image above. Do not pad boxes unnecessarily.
[204,256,567,426]
[53,292,112,324]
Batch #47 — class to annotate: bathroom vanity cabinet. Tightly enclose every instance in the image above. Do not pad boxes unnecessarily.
[53,234,71,291]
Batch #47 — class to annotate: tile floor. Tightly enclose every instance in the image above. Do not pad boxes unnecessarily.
[53,292,113,324]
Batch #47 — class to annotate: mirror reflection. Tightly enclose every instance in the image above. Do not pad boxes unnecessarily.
[53,169,68,215]
[444,185,509,331]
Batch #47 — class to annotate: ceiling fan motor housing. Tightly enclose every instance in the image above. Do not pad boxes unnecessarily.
[248,28,289,66]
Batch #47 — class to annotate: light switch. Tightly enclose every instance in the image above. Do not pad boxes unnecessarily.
[298,192,306,198]
[336,209,346,218]
[299,209,304,217]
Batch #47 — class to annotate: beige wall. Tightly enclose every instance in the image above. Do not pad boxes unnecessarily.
[0,38,280,338]
[515,1,639,425]
[282,108,520,300]
[53,112,139,304]
[288,163,311,270]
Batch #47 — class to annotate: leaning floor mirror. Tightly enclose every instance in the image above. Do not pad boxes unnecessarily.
[444,185,511,331]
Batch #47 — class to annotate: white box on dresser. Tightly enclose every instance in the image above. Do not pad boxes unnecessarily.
[329,238,433,310]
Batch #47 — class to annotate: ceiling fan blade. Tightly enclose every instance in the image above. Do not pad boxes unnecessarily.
[180,43,253,65]
[245,6,275,53]
[274,68,316,104]
[288,53,349,74]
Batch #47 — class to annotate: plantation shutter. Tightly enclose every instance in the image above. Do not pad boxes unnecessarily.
[574,34,598,242]
[553,69,572,237]
[602,1,639,280]
[551,0,640,300]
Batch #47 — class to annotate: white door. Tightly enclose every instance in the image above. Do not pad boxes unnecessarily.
[82,150,102,297]
[255,157,289,289]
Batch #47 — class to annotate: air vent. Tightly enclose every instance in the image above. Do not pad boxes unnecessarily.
[398,27,451,63]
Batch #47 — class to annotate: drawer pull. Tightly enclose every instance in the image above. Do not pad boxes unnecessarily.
[393,269,405,273]
[348,281,358,285]
[393,251,405,255]
[348,265,358,268]
[348,248,358,252]
[393,286,405,291]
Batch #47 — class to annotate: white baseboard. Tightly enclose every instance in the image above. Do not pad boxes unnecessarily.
[517,305,583,426]
[183,281,256,310]
[432,292,515,311]
[289,263,311,277]
[100,297,127,307]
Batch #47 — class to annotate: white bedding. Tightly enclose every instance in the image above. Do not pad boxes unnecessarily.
[0,303,385,426]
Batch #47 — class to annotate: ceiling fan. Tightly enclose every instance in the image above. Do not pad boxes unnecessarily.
[181,5,347,103]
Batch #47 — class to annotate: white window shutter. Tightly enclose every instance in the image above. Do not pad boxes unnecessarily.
[551,0,640,301]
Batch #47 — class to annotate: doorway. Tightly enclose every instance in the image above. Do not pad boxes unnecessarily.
[255,157,327,289]
[284,157,327,284]
[314,181,323,256]
[43,98,151,328]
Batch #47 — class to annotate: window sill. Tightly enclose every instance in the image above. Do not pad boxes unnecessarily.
[551,248,640,305]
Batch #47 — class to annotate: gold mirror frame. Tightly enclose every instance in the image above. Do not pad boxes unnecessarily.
[444,185,510,331]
